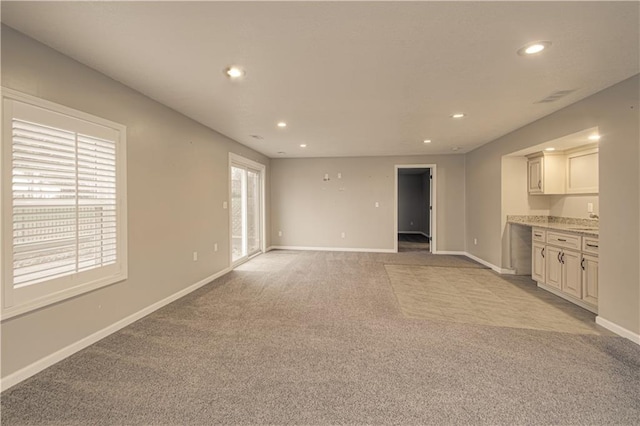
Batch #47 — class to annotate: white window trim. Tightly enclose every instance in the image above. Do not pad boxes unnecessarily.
[1,88,128,320]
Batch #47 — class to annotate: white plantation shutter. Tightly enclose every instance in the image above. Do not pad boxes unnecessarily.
[2,90,127,319]
[12,119,79,287]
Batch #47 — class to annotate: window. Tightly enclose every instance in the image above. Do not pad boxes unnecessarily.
[2,89,127,319]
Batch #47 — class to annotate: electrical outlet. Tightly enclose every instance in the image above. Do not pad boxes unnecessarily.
[341,232,346,238]
[214,243,218,252]
[223,201,228,209]
[375,201,379,208]
[278,230,282,237]
[587,203,594,213]
[474,238,478,245]
[193,251,198,261]
[338,173,342,179]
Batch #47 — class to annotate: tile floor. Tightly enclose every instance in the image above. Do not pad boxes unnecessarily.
[385,263,611,335]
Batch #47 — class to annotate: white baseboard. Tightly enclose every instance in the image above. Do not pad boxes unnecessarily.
[461,252,516,274]
[596,316,640,345]
[0,267,232,392]
[434,250,466,256]
[270,245,396,253]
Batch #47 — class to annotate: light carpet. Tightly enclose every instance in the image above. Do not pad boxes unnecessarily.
[1,250,639,425]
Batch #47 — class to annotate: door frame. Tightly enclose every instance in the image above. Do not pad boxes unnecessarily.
[394,164,437,253]
[228,153,266,267]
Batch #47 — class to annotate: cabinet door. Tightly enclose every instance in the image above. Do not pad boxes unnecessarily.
[546,246,562,289]
[528,158,543,194]
[532,243,546,283]
[581,254,598,306]
[561,249,582,298]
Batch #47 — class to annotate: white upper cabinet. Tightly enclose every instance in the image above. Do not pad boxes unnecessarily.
[527,152,566,195]
[566,147,599,194]
[526,146,598,195]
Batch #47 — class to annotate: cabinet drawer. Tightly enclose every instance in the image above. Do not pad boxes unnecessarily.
[532,228,546,242]
[547,231,581,250]
[582,237,599,255]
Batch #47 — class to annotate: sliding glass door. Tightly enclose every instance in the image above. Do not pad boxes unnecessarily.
[230,156,264,265]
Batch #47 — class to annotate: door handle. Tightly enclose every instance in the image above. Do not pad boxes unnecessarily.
[581,258,585,271]
[541,247,545,258]
[561,253,565,264]
[557,252,562,263]
[538,180,542,189]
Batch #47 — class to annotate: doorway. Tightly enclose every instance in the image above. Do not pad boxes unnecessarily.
[394,165,435,253]
[229,154,265,267]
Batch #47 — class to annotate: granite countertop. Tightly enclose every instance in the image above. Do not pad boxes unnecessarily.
[507,215,599,237]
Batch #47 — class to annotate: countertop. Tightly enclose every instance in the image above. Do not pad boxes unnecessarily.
[507,215,599,237]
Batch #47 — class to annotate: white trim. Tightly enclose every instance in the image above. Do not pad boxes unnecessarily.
[394,164,436,254]
[459,252,517,274]
[0,266,232,392]
[1,88,128,319]
[537,282,598,314]
[434,250,466,255]
[270,245,396,253]
[596,316,640,345]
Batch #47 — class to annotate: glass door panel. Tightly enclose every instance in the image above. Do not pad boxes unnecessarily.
[247,169,261,255]
[231,166,246,263]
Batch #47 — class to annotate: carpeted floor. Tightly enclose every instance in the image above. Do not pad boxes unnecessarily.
[2,250,639,425]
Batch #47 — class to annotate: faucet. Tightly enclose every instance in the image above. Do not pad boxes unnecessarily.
[589,213,599,219]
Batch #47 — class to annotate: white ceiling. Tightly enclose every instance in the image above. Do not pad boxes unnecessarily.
[1,2,638,158]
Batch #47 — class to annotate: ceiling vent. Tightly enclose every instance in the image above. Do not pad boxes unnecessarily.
[535,89,577,104]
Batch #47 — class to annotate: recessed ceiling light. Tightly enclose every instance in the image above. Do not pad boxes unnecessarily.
[451,113,465,119]
[517,41,552,56]
[277,122,287,128]
[300,144,307,148]
[224,66,244,78]
[588,134,601,141]
[423,139,432,144]
[545,147,556,151]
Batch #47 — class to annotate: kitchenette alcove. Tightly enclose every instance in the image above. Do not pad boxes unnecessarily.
[502,128,600,311]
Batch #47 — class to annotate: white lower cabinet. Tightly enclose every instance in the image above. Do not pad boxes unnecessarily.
[531,227,598,312]
[545,245,562,289]
[561,249,582,299]
[532,242,546,283]
[581,254,599,305]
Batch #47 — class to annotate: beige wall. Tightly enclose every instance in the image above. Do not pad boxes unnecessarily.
[467,75,640,334]
[270,155,464,252]
[0,26,270,377]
